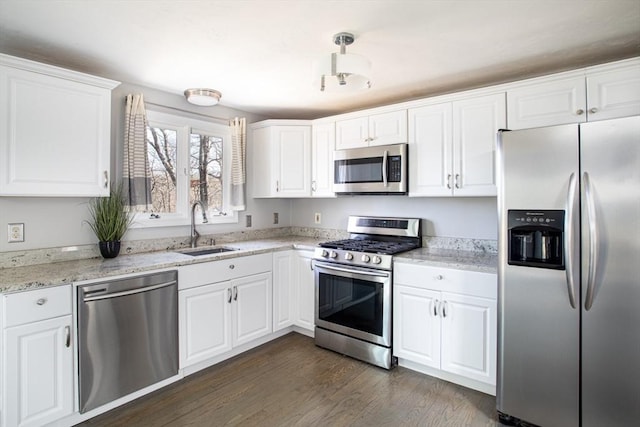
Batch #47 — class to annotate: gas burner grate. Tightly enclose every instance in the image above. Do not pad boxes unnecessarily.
[319,238,419,255]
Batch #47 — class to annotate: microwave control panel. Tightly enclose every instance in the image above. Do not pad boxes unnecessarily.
[388,155,402,182]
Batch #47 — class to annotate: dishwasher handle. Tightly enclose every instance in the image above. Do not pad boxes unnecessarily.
[83,280,177,302]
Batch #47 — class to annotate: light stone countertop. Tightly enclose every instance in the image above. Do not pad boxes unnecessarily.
[0,237,323,294]
[1,237,497,294]
[394,248,498,274]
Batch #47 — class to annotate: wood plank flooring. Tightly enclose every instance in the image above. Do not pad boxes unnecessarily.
[77,333,498,426]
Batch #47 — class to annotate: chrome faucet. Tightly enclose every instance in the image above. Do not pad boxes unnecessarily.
[190,201,208,248]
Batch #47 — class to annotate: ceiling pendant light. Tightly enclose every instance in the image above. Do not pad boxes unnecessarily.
[184,88,222,106]
[313,32,371,92]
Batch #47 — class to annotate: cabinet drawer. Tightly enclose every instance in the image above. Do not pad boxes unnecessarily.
[179,253,272,290]
[4,285,72,327]
[394,263,496,299]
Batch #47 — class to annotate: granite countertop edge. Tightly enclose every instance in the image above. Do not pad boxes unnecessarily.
[1,238,498,294]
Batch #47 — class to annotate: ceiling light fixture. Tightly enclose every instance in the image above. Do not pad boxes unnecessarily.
[313,32,371,92]
[184,88,222,106]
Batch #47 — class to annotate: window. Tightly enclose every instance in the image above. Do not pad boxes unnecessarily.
[134,109,236,227]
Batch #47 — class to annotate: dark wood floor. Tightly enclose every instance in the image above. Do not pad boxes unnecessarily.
[77,333,498,426]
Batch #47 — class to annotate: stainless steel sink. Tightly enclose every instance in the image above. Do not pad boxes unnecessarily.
[177,247,237,256]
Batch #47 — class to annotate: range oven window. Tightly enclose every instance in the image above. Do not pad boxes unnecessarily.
[317,271,383,337]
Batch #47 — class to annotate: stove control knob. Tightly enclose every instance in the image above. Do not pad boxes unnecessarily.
[330,251,338,259]
[361,254,371,263]
[372,256,382,264]
[321,250,329,258]
[345,252,354,261]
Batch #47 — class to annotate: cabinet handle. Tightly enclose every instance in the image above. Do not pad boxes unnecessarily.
[454,174,460,189]
[276,180,279,192]
[311,181,317,192]
[442,301,448,318]
[233,286,238,301]
[576,109,585,115]
[227,288,232,303]
[447,174,452,189]
[433,299,439,316]
[65,326,71,348]
[36,298,47,306]
[589,107,598,114]
[228,264,235,270]
[103,171,109,188]
[436,274,444,280]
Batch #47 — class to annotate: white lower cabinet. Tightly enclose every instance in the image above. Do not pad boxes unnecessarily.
[179,282,232,367]
[393,263,497,394]
[178,254,273,369]
[293,250,315,332]
[272,250,315,334]
[3,286,73,427]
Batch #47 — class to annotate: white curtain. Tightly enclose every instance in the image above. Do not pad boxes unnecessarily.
[229,117,247,211]
[123,93,152,212]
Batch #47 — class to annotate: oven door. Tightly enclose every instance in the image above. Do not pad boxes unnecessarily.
[314,261,392,347]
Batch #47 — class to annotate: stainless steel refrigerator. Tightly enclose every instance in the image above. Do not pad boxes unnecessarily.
[496,115,640,427]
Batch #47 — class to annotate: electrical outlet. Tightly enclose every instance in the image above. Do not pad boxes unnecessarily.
[273,212,279,224]
[245,215,252,227]
[8,223,24,243]
[314,213,321,224]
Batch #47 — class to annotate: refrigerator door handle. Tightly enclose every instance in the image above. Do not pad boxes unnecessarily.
[583,172,598,311]
[564,172,578,309]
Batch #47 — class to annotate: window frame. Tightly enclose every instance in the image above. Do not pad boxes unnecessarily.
[130,109,237,228]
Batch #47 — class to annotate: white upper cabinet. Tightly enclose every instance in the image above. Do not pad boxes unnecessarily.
[335,109,407,149]
[507,58,640,129]
[409,92,505,197]
[251,121,311,198]
[0,54,119,196]
[586,64,640,122]
[452,93,505,197]
[507,76,587,129]
[311,122,336,197]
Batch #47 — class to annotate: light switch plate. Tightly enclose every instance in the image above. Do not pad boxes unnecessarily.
[8,223,24,243]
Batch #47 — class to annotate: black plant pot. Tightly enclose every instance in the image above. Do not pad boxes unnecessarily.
[99,241,121,258]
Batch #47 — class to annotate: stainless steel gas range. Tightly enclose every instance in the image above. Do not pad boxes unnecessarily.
[313,216,421,369]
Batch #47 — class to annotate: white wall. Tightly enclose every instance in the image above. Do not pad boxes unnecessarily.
[291,196,498,240]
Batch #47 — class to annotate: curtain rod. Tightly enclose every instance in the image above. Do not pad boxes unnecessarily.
[144,101,231,125]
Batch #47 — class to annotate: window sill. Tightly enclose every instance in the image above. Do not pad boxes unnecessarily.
[130,211,239,229]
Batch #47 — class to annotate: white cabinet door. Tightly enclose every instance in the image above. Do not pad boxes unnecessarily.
[335,116,368,149]
[335,110,407,149]
[277,126,311,197]
[0,56,118,196]
[179,281,232,368]
[311,122,335,197]
[272,251,294,331]
[232,272,272,347]
[368,110,407,146]
[440,292,496,386]
[294,250,315,332]
[452,93,505,196]
[586,65,640,121]
[251,125,311,197]
[5,315,73,427]
[507,76,587,129]
[408,102,453,196]
[393,285,441,369]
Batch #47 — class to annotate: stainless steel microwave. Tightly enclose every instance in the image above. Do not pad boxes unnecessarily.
[333,143,408,194]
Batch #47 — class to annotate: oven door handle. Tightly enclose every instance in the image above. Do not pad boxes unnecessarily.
[314,262,390,278]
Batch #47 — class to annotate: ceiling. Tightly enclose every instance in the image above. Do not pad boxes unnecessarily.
[1,0,639,120]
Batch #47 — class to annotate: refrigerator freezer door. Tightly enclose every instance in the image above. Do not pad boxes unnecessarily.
[580,116,640,426]
[497,125,580,427]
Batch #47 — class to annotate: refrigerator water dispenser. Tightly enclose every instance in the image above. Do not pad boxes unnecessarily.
[508,210,564,269]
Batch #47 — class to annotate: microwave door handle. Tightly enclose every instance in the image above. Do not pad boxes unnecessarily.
[382,150,388,187]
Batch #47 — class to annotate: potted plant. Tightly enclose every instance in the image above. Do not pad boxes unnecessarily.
[86,184,133,258]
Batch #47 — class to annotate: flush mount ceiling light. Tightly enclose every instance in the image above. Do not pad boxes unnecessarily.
[184,88,222,106]
[313,32,372,92]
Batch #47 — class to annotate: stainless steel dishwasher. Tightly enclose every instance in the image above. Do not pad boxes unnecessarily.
[77,270,178,413]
